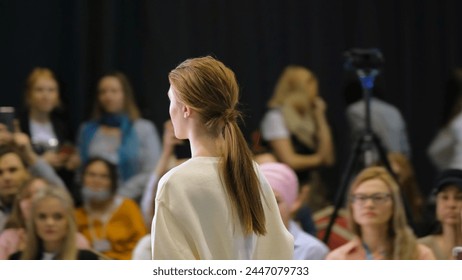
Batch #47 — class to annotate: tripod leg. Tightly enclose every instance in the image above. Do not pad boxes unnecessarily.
[323,136,363,244]
[371,133,416,232]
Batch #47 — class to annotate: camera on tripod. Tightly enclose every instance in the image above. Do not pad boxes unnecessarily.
[344,48,384,71]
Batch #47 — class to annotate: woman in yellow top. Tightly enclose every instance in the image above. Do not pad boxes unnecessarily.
[75,157,146,260]
[326,166,435,260]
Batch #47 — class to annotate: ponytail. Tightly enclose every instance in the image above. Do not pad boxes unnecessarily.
[221,120,266,235]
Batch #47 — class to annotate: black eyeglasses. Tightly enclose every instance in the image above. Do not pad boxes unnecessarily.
[350,193,392,205]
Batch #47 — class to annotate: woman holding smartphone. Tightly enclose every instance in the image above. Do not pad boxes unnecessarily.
[18,68,77,198]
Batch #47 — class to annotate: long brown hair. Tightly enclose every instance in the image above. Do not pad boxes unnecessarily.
[22,187,78,260]
[387,152,424,222]
[92,72,141,120]
[168,56,266,235]
[348,166,419,259]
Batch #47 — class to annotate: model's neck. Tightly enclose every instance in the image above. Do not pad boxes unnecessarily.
[188,130,222,158]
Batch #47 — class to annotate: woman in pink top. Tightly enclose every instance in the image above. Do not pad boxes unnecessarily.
[0,177,89,259]
[326,166,435,260]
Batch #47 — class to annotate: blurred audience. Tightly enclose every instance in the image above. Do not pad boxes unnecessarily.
[259,162,329,260]
[0,133,64,231]
[260,66,334,234]
[418,169,462,259]
[139,119,187,227]
[428,69,462,170]
[76,72,162,200]
[75,157,146,260]
[0,178,90,259]
[9,187,100,260]
[326,166,435,260]
[344,75,411,160]
[261,66,334,183]
[387,152,428,235]
[17,67,77,197]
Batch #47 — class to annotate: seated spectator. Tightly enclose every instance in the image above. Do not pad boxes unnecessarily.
[18,67,77,195]
[0,133,64,231]
[76,72,162,200]
[387,152,427,235]
[344,75,411,159]
[418,169,462,259]
[139,119,187,227]
[260,65,334,183]
[259,162,329,260]
[0,177,90,259]
[75,157,146,260]
[326,166,435,260]
[428,69,462,170]
[260,66,335,234]
[9,187,100,260]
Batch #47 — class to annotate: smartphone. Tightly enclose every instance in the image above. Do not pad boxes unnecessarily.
[453,247,462,260]
[0,107,15,132]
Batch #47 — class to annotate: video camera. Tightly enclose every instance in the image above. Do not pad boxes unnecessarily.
[344,48,384,71]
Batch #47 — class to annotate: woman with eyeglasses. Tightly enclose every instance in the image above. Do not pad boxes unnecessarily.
[325,166,435,260]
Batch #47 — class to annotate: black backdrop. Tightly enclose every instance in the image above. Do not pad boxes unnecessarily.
[1,0,462,199]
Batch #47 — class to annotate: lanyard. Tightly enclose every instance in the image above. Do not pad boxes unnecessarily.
[362,242,388,260]
[362,242,375,260]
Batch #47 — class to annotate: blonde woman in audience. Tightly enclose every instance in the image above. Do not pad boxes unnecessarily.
[0,177,89,259]
[151,56,293,260]
[9,187,100,260]
[75,157,146,260]
[260,66,335,234]
[326,166,435,260]
[418,169,462,259]
[260,66,334,184]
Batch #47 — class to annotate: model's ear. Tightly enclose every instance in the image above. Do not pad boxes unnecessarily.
[183,105,191,118]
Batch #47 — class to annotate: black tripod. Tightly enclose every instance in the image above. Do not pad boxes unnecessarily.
[322,61,414,244]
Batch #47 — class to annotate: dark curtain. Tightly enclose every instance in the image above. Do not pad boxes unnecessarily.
[1,0,462,198]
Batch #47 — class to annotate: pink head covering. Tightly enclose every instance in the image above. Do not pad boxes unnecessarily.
[259,162,299,207]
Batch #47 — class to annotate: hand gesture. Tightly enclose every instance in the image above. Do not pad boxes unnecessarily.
[0,123,13,146]
[312,96,327,117]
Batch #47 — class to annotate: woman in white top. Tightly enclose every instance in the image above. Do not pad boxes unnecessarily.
[428,69,462,170]
[151,56,293,260]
